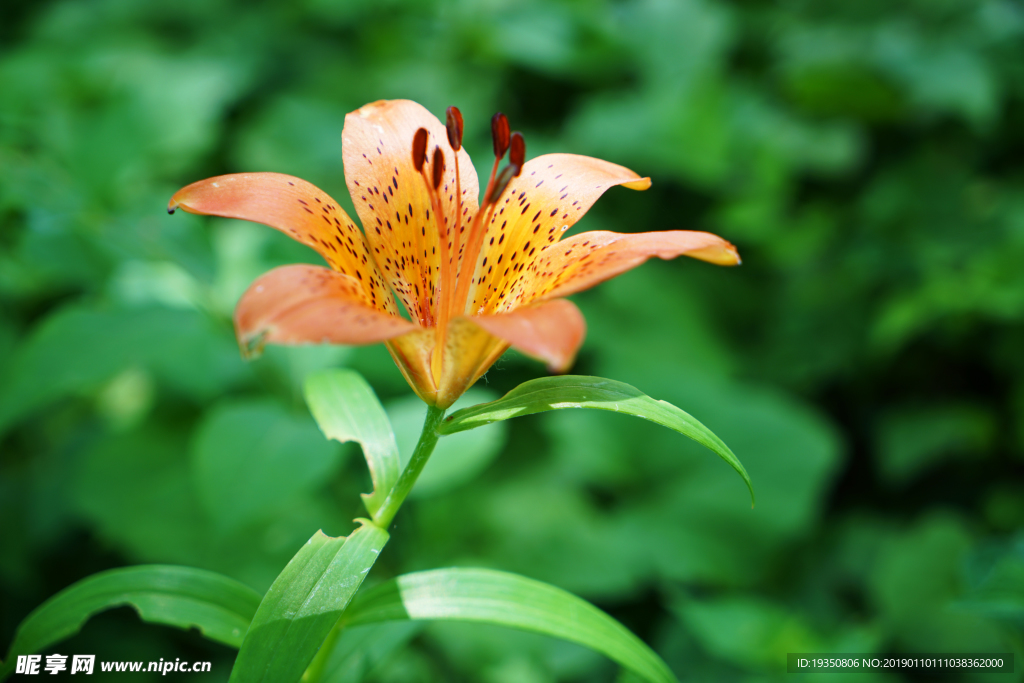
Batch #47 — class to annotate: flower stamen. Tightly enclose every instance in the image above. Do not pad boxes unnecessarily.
[445,106,464,152]
[444,106,464,330]
[492,112,510,157]
[452,112,512,314]
[482,112,509,205]
[416,143,450,384]
[411,130,448,328]
[486,131,524,204]
[430,146,445,190]
[412,127,428,172]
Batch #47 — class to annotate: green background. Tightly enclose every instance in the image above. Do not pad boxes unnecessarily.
[2,0,1023,680]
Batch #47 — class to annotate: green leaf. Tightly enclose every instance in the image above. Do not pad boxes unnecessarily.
[0,566,261,680]
[956,551,1024,628]
[439,376,753,504]
[0,305,244,436]
[341,568,678,683]
[305,369,400,521]
[230,522,389,683]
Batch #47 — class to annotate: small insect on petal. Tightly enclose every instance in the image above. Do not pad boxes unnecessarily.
[491,112,510,158]
[412,127,429,172]
[446,106,464,152]
[509,131,525,177]
[431,146,445,190]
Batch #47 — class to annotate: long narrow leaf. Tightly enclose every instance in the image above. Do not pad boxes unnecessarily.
[0,566,261,680]
[439,375,753,503]
[341,568,678,683]
[230,522,389,683]
[305,369,400,521]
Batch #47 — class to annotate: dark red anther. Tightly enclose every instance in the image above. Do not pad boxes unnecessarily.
[412,128,428,172]
[491,112,510,159]
[446,106,464,152]
[509,131,525,176]
[431,146,445,190]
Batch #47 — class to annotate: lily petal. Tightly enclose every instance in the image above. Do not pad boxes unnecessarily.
[385,329,438,406]
[505,230,740,309]
[343,100,480,325]
[235,264,416,357]
[170,172,397,315]
[470,299,586,373]
[385,301,587,408]
[386,319,506,409]
[467,153,650,314]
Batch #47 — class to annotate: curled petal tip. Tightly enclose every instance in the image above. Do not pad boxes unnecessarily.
[682,236,741,267]
[623,177,652,191]
[167,184,202,215]
[237,329,268,360]
[698,243,741,267]
[545,358,574,375]
[723,242,741,266]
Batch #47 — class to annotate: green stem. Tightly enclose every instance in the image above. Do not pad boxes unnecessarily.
[375,404,446,528]
[301,620,340,682]
[306,409,445,683]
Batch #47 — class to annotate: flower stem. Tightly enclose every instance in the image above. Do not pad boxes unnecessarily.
[375,404,446,528]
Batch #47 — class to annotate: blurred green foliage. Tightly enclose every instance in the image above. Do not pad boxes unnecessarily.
[2,0,1023,680]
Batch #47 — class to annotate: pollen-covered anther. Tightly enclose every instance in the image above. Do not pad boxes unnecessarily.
[412,128,428,172]
[484,132,526,205]
[491,112,510,159]
[431,146,445,190]
[509,131,525,176]
[446,106,464,152]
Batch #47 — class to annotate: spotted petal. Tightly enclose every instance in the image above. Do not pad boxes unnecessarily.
[170,173,397,315]
[343,100,480,326]
[467,154,650,314]
[513,230,739,308]
[235,264,416,358]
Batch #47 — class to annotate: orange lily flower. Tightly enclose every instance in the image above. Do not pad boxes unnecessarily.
[169,100,739,408]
